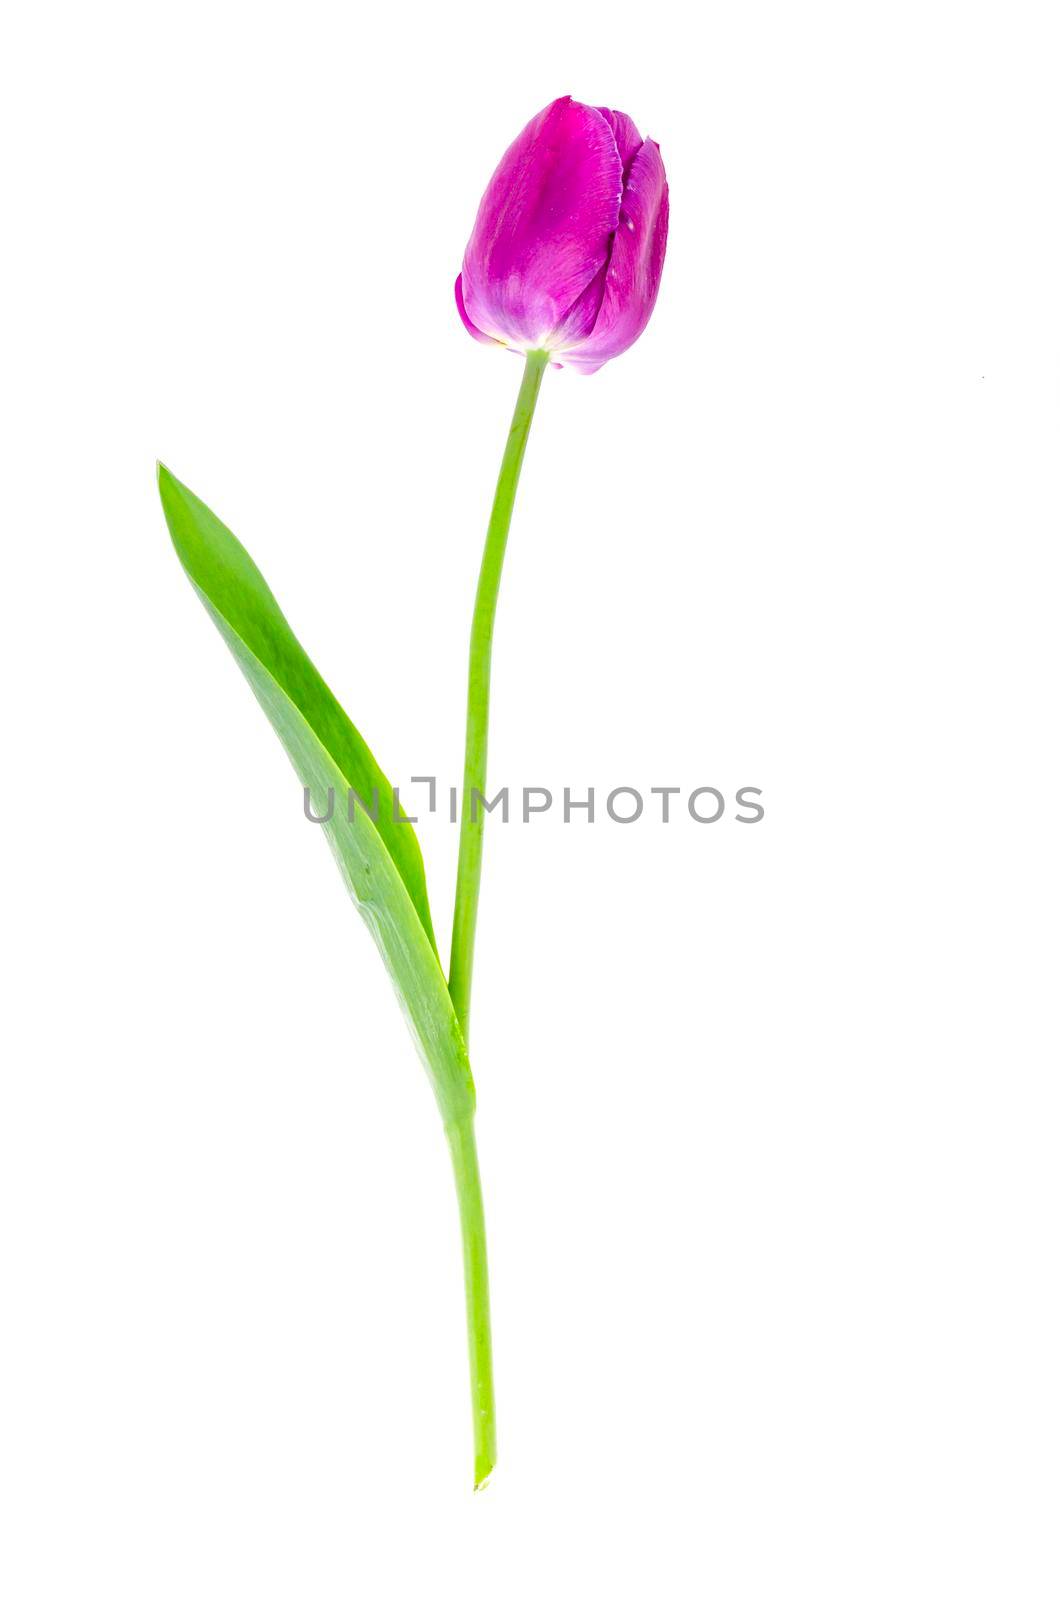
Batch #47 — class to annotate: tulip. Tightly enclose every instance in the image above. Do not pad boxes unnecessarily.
[456,95,669,374]
[156,94,671,1493]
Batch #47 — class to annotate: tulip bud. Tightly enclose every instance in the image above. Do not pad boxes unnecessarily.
[456,95,669,374]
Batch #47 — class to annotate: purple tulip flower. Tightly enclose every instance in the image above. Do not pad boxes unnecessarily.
[456,95,669,374]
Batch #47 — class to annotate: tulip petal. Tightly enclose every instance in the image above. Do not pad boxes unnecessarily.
[455,274,502,346]
[595,106,642,174]
[460,96,623,350]
[563,138,668,373]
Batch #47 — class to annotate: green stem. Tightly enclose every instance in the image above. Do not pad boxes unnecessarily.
[449,348,549,1043]
[446,1113,496,1488]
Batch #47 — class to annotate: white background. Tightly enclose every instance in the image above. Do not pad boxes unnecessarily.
[2,2,1058,1594]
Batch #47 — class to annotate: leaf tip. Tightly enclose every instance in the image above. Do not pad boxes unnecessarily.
[156,463,193,551]
[156,459,179,499]
[156,461,178,517]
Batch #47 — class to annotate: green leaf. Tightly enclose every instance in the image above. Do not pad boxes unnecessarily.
[158,464,436,953]
[158,464,473,1128]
